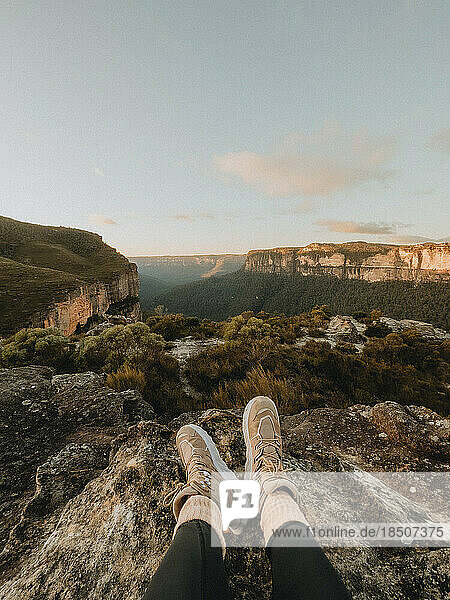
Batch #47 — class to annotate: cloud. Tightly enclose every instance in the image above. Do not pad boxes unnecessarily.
[89,214,117,225]
[170,211,214,222]
[213,127,396,198]
[171,214,194,222]
[350,130,396,167]
[384,234,437,244]
[316,219,402,235]
[92,166,105,177]
[315,221,445,244]
[428,129,450,155]
[278,200,316,215]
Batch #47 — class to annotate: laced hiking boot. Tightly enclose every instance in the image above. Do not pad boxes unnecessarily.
[169,424,242,534]
[243,396,299,508]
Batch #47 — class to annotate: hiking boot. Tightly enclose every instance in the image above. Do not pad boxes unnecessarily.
[169,424,242,533]
[243,396,299,507]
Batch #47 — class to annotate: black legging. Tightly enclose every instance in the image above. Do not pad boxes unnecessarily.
[143,520,351,600]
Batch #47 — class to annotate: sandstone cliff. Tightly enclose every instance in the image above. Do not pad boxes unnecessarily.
[0,366,448,599]
[28,263,141,335]
[0,216,141,336]
[245,242,450,282]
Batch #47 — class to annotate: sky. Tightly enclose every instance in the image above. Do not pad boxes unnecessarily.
[0,1,449,255]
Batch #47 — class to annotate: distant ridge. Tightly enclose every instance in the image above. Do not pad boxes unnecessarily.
[245,241,450,282]
[130,254,245,307]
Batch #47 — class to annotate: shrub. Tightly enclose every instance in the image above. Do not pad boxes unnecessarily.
[106,366,146,393]
[146,313,218,340]
[210,365,302,414]
[307,328,326,338]
[310,305,332,328]
[223,315,271,341]
[76,322,167,373]
[185,340,253,393]
[365,321,392,338]
[76,322,182,414]
[222,312,296,344]
[0,328,75,371]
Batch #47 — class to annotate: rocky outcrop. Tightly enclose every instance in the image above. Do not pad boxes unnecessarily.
[245,242,450,282]
[295,315,449,351]
[0,366,448,599]
[326,315,366,343]
[0,366,153,551]
[379,317,449,339]
[29,264,141,336]
[0,216,141,336]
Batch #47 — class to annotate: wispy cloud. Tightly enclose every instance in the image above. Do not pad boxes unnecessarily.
[213,126,396,198]
[278,200,316,215]
[316,219,404,235]
[170,211,214,222]
[315,220,443,244]
[92,166,105,177]
[428,128,450,155]
[89,214,117,225]
[384,234,437,244]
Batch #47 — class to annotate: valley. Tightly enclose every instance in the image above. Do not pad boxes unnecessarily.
[130,253,245,306]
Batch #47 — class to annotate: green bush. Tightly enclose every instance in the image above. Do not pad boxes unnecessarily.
[76,322,181,413]
[365,321,392,338]
[222,312,296,344]
[106,366,146,393]
[0,328,75,371]
[185,340,253,393]
[76,322,167,372]
[146,313,218,340]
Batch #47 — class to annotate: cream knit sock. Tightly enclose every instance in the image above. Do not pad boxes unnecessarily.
[174,495,226,554]
[260,489,308,546]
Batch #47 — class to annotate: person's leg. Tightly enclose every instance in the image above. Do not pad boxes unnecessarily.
[242,397,351,600]
[143,424,236,599]
[267,521,351,600]
[261,493,350,600]
[143,519,230,600]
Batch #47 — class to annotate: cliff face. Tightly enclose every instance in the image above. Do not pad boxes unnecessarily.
[29,264,141,335]
[245,242,450,282]
[0,216,141,336]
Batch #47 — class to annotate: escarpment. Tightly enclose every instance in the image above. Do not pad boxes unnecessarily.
[0,216,141,336]
[28,264,141,335]
[245,241,450,282]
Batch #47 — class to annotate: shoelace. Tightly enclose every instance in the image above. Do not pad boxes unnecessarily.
[253,437,282,474]
[163,453,212,507]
